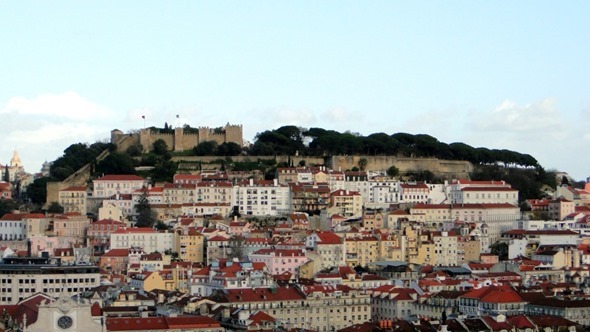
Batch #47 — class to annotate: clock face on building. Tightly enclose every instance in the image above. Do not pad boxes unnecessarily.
[57,315,73,329]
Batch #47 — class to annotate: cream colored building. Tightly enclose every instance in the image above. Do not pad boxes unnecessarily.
[24,294,103,332]
[110,227,174,253]
[58,186,88,214]
[223,285,371,331]
[52,213,90,240]
[327,189,363,218]
[175,228,205,263]
[92,174,148,198]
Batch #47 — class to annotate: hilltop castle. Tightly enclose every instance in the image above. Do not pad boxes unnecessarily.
[110,123,243,152]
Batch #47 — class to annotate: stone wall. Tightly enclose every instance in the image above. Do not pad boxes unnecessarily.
[327,155,473,178]
[124,124,243,152]
[45,149,111,207]
[173,155,473,179]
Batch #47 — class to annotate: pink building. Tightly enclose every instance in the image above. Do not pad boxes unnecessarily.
[248,248,308,275]
[87,219,127,254]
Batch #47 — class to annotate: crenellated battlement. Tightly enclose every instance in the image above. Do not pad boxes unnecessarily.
[123,123,243,153]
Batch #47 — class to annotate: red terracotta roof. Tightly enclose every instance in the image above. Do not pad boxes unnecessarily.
[95,174,145,181]
[224,287,305,302]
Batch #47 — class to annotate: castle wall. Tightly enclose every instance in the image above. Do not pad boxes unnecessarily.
[327,155,473,179]
[172,155,472,179]
[114,134,141,153]
[45,150,111,207]
[135,125,243,153]
[140,129,175,152]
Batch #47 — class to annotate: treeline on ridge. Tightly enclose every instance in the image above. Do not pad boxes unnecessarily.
[247,126,539,168]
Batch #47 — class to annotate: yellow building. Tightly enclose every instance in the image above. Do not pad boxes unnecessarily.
[58,186,88,214]
[346,235,379,267]
[403,225,435,265]
[362,209,385,231]
[176,228,205,263]
[328,189,363,218]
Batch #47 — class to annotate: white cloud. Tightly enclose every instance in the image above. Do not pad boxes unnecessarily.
[475,98,565,134]
[321,107,355,123]
[0,92,119,173]
[1,91,115,120]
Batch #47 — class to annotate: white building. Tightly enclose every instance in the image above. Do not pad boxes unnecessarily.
[92,174,148,198]
[109,227,174,253]
[0,213,26,241]
[448,180,518,205]
[233,179,291,216]
[0,257,100,304]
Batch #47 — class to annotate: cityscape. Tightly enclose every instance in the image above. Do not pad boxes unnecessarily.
[0,124,589,332]
[2,2,589,331]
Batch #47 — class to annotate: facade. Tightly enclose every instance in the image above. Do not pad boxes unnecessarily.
[110,227,174,254]
[0,257,100,305]
[0,213,26,241]
[87,219,127,254]
[52,213,90,239]
[175,228,205,263]
[248,248,308,275]
[549,198,576,220]
[222,285,372,332]
[58,186,88,214]
[92,174,148,198]
[327,189,363,218]
[305,231,346,270]
[233,179,291,216]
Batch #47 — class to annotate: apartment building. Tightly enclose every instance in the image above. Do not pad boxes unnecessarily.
[233,179,291,216]
[58,186,88,214]
[92,174,148,198]
[328,189,363,218]
[0,213,26,241]
[110,227,174,254]
[0,256,100,304]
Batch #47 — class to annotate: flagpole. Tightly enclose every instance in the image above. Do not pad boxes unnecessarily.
[176,114,180,128]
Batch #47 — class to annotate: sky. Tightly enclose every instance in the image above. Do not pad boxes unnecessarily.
[1,1,589,180]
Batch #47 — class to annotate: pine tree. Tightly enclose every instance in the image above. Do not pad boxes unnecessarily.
[3,165,9,182]
[135,189,156,227]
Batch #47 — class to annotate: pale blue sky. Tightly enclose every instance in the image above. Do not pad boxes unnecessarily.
[1,2,589,180]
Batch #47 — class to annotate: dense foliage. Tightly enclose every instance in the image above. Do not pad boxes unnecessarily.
[193,141,241,156]
[472,165,556,203]
[50,142,114,181]
[247,126,540,168]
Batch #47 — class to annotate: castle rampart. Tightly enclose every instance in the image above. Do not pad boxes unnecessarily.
[112,124,243,152]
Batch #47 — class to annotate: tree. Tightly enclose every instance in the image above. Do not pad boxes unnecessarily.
[358,158,368,171]
[489,242,508,261]
[149,160,178,183]
[95,152,136,175]
[155,221,168,230]
[26,177,49,205]
[217,142,241,156]
[0,199,16,218]
[193,141,218,156]
[126,145,143,157]
[47,202,64,214]
[153,139,169,156]
[387,165,399,177]
[2,165,9,182]
[135,189,156,228]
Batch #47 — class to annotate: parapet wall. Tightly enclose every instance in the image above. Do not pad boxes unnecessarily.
[45,149,111,207]
[174,155,473,179]
[327,155,473,179]
[124,124,243,152]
